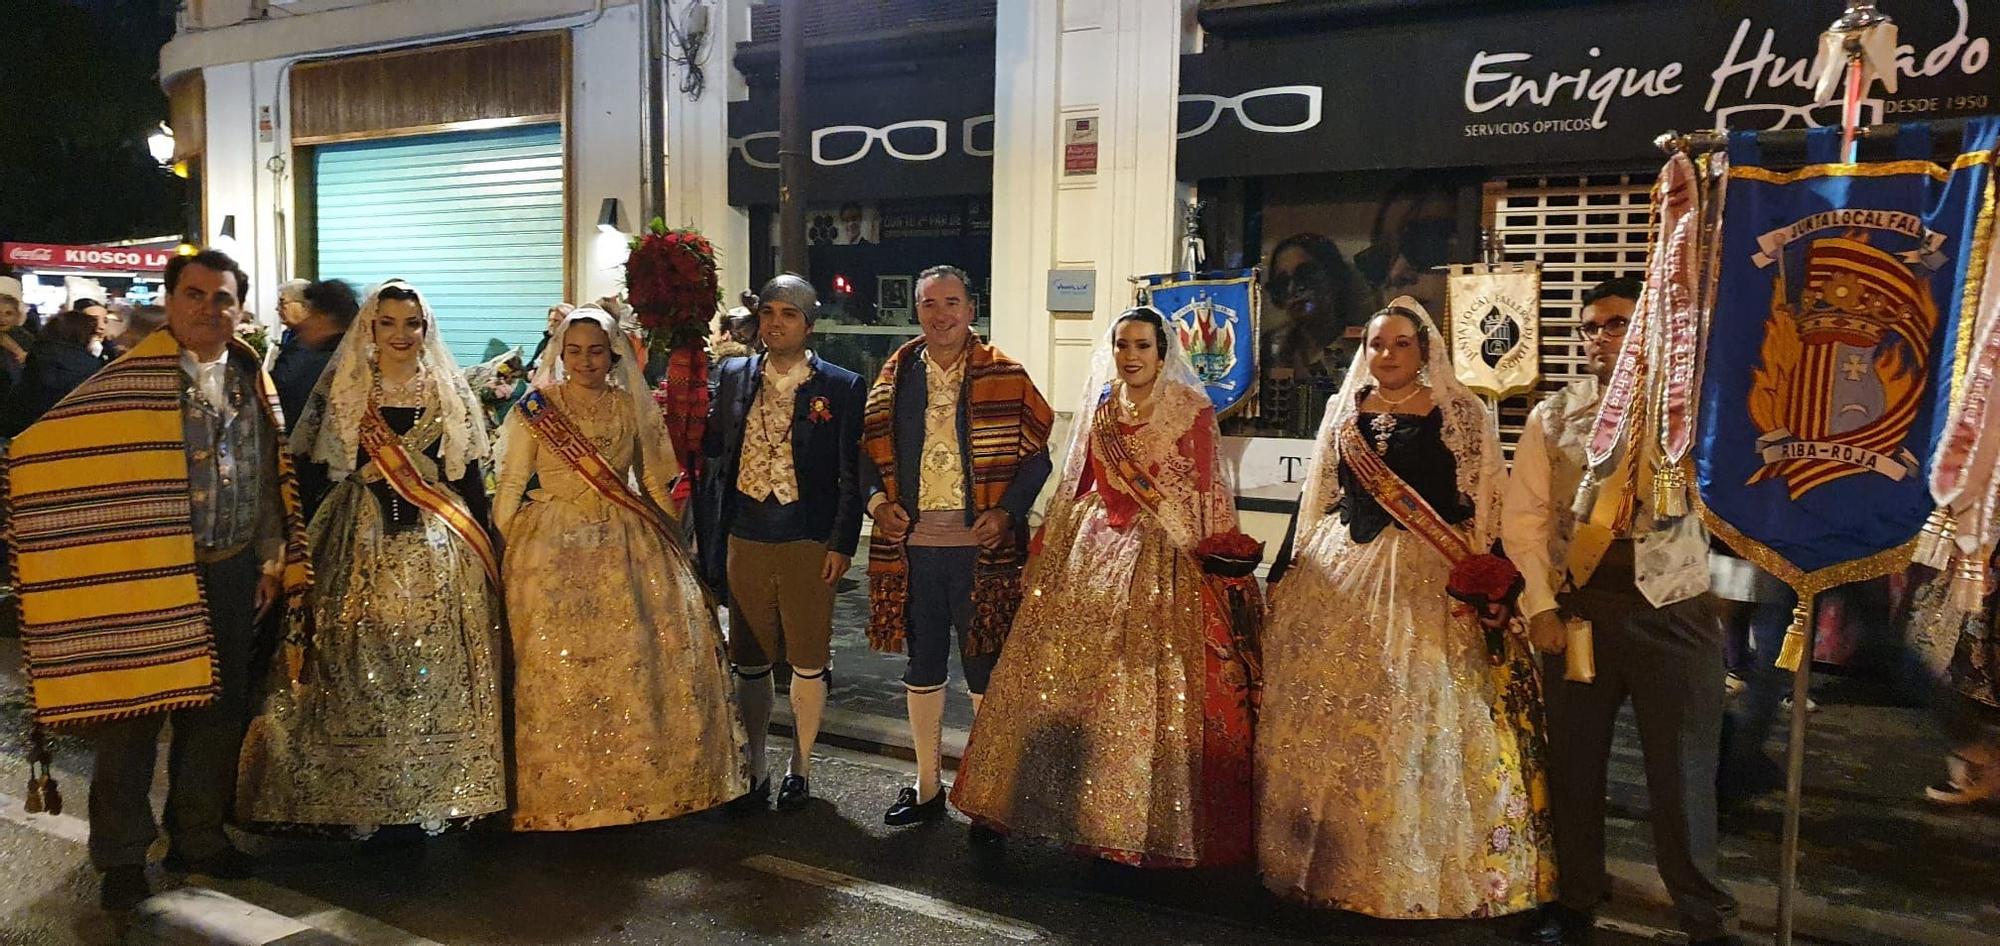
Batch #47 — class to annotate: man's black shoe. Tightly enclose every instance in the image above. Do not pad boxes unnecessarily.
[883,785,947,826]
[99,866,150,912]
[161,846,256,880]
[727,776,772,814]
[776,775,811,812]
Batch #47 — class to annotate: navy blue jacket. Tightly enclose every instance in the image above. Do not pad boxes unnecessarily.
[857,348,1053,531]
[695,352,866,593]
[0,338,103,437]
[270,328,344,434]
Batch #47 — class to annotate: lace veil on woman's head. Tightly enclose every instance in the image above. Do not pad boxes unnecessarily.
[1052,305,1236,549]
[530,306,680,479]
[291,279,490,482]
[1295,295,1504,549]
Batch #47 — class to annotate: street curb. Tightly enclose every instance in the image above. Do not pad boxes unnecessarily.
[130,886,349,946]
[1606,858,1999,946]
[799,710,1990,946]
[772,704,968,767]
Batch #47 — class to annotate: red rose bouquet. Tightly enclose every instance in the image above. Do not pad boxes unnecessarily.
[1195,530,1266,578]
[1446,553,1524,610]
[1449,553,1525,663]
[625,220,721,475]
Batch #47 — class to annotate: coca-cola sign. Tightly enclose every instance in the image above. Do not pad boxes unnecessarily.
[2,241,173,273]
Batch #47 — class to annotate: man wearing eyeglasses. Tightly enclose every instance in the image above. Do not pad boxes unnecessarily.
[1504,277,1740,946]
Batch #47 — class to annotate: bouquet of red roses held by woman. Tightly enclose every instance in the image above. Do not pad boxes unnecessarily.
[1447,551,1526,664]
[1195,529,1266,578]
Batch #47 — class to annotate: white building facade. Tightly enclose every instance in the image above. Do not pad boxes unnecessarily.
[166,0,1997,542]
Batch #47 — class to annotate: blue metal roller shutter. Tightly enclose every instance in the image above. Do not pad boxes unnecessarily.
[313,124,564,365]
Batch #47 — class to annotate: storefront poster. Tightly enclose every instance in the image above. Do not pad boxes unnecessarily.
[728,63,995,205]
[1179,0,1995,179]
[1222,435,1317,507]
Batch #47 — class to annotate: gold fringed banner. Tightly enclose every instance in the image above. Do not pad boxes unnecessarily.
[1446,262,1541,399]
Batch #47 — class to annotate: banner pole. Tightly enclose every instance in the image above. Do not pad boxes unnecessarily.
[1775,592,1818,946]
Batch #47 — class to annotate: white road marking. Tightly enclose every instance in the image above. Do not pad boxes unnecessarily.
[741,854,1046,942]
[2,787,445,946]
[133,887,314,942]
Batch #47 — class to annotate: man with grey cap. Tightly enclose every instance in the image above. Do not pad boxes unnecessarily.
[696,273,865,812]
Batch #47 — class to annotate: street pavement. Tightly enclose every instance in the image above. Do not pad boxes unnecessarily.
[4,574,1997,945]
[3,732,1699,946]
[804,562,2000,946]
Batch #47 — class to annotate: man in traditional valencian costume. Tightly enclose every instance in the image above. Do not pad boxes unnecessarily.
[1504,278,1738,946]
[698,275,866,812]
[5,250,310,912]
[862,264,1053,827]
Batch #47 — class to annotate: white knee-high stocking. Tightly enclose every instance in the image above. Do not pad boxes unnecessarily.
[788,667,827,779]
[906,683,946,802]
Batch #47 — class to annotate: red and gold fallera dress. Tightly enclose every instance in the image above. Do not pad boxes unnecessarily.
[951,377,1259,868]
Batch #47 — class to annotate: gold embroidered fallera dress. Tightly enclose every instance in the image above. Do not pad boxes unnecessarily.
[1257,408,1553,918]
[238,393,508,832]
[951,382,1258,867]
[495,384,748,831]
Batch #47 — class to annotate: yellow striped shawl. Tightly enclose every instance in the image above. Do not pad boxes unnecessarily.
[4,329,311,726]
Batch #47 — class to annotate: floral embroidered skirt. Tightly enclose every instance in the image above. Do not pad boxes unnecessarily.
[502,491,748,831]
[1256,522,1554,917]
[951,494,1258,868]
[238,480,507,832]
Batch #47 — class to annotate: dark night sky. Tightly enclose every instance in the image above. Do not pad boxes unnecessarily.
[0,1,185,250]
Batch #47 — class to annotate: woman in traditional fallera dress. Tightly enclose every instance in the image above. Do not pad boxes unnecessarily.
[495,308,748,830]
[237,280,507,834]
[951,307,1259,867]
[1256,298,1554,917]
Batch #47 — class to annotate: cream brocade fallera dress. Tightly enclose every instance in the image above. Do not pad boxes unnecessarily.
[1255,410,1552,919]
[495,384,748,831]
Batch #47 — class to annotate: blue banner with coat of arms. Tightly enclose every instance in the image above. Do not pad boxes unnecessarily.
[1697,119,1999,593]
[1137,269,1260,418]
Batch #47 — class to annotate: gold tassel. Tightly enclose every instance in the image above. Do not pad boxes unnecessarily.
[1653,462,1688,518]
[1775,598,1813,672]
[1913,507,1956,570]
[1950,551,1991,613]
[24,725,61,816]
[39,776,62,816]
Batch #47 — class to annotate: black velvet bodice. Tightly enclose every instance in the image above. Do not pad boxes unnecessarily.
[1338,407,1474,544]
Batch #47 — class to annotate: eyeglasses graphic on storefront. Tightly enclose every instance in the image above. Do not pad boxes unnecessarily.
[1177,85,1323,140]
[730,116,994,169]
[1710,98,1885,133]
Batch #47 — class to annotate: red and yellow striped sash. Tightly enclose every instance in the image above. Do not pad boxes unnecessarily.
[1336,417,1473,566]
[514,387,680,551]
[358,405,501,588]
